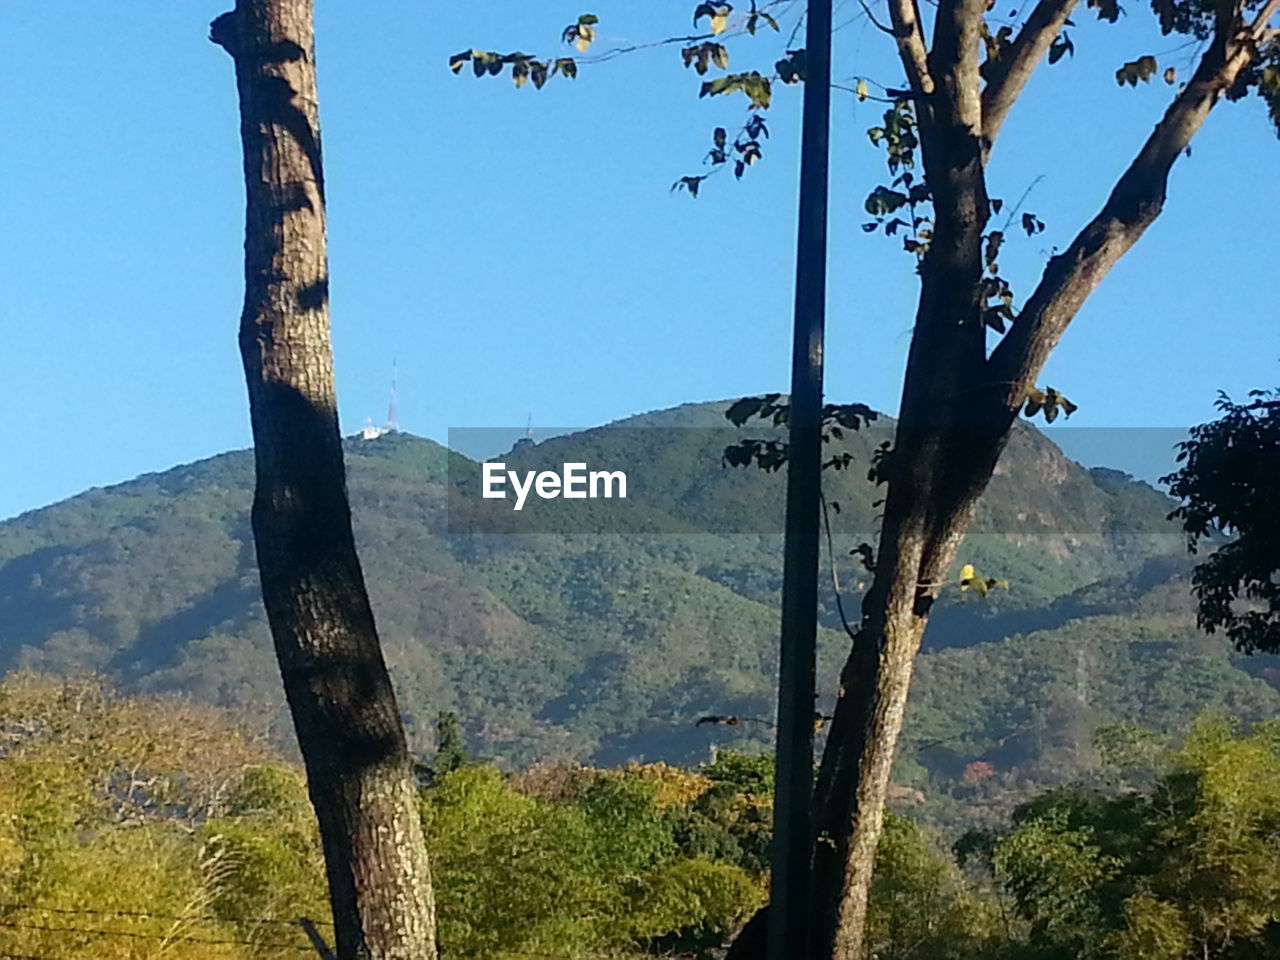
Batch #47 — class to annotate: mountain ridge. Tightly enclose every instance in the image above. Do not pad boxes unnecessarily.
[2,399,1272,829]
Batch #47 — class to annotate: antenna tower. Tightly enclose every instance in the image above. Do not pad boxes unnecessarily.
[387,360,399,432]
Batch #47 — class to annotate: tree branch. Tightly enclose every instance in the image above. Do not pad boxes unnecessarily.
[886,0,936,96]
[859,0,898,35]
[930,0,987,131]
[987,0,1277,406]
[980,0,1080,155]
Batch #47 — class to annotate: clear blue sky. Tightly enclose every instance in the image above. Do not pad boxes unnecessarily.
[1,1,1275,519]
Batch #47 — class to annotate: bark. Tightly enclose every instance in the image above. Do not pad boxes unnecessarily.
[810,2,1272,956]
[731,1,1275,957]
[210,5,438,959]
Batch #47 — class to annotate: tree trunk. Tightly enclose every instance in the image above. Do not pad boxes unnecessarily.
[730,0,1272,955]
[805,1,1269,955]
[210,5,438,959]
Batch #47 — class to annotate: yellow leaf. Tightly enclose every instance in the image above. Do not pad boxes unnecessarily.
[856,78,869,101]
[711,12,729,34]
[959,563,975,583]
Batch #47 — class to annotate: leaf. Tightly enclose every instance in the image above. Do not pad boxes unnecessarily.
[865,185,909,216]
[776,50,806,85]
[671,176,704,198]
[553,57,578,79]
[1163,66,1176,85]
[578,13,599,25]
[725,397,764,425]
[745,114,769,139]
[1115,55,1158,87]
[1048,31,1074,64]
[1087,0,1121,23]
[1021,212,1045,235]
[856,78,869,101]
[694,3,734,34]
[449,51,471,74]
[714,127,728,149]
[960,563,976,583]
[984,231,1004,272]
[712,44,729,69]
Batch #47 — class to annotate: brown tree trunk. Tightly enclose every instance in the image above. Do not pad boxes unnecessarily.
[806,2,1270,956]
[730,1,1273,956]
[210,4,438,959]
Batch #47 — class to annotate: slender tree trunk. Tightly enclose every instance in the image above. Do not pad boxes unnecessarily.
[210,5,438,959]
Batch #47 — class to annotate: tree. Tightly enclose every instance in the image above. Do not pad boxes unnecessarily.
[452,3,1280,955]
[805,0,1277,939]
[1164,389,1280,654]
[208,3,438,957]
[968,716,1280,959]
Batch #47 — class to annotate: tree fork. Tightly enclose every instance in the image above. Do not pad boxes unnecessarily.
[210,4,438,958]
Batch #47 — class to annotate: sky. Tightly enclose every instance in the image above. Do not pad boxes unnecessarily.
[0,1,1276,520]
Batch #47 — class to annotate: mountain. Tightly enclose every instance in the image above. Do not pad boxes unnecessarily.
[1,400,1275,828]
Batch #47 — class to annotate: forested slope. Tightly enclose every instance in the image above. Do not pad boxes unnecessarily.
[1,401,1273,822]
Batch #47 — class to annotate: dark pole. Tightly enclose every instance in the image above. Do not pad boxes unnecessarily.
[769,0,832,958]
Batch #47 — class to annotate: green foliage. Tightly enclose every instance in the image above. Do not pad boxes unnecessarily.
[973,717,1280,959]
[0,675,321,959]
[867,814,1001,959]
[1164,390,1280,653]
[421,762,765,957]
[0,403,1247,811]
[434,710,470,778]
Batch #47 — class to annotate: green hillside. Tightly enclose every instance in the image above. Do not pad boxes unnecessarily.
[1,400,1274,827]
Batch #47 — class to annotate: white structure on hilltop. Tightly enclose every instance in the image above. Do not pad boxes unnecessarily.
[361,418,388,441]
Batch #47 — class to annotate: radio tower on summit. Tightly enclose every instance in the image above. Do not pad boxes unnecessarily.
[359,361,401,441]
[387,360,399,433]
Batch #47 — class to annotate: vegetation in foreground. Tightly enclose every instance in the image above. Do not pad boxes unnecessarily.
[2,673,1278,959]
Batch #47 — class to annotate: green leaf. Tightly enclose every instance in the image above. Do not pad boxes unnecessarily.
[865,185,909,216]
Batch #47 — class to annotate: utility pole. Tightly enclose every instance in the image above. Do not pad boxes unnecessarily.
[769,1,832,959]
